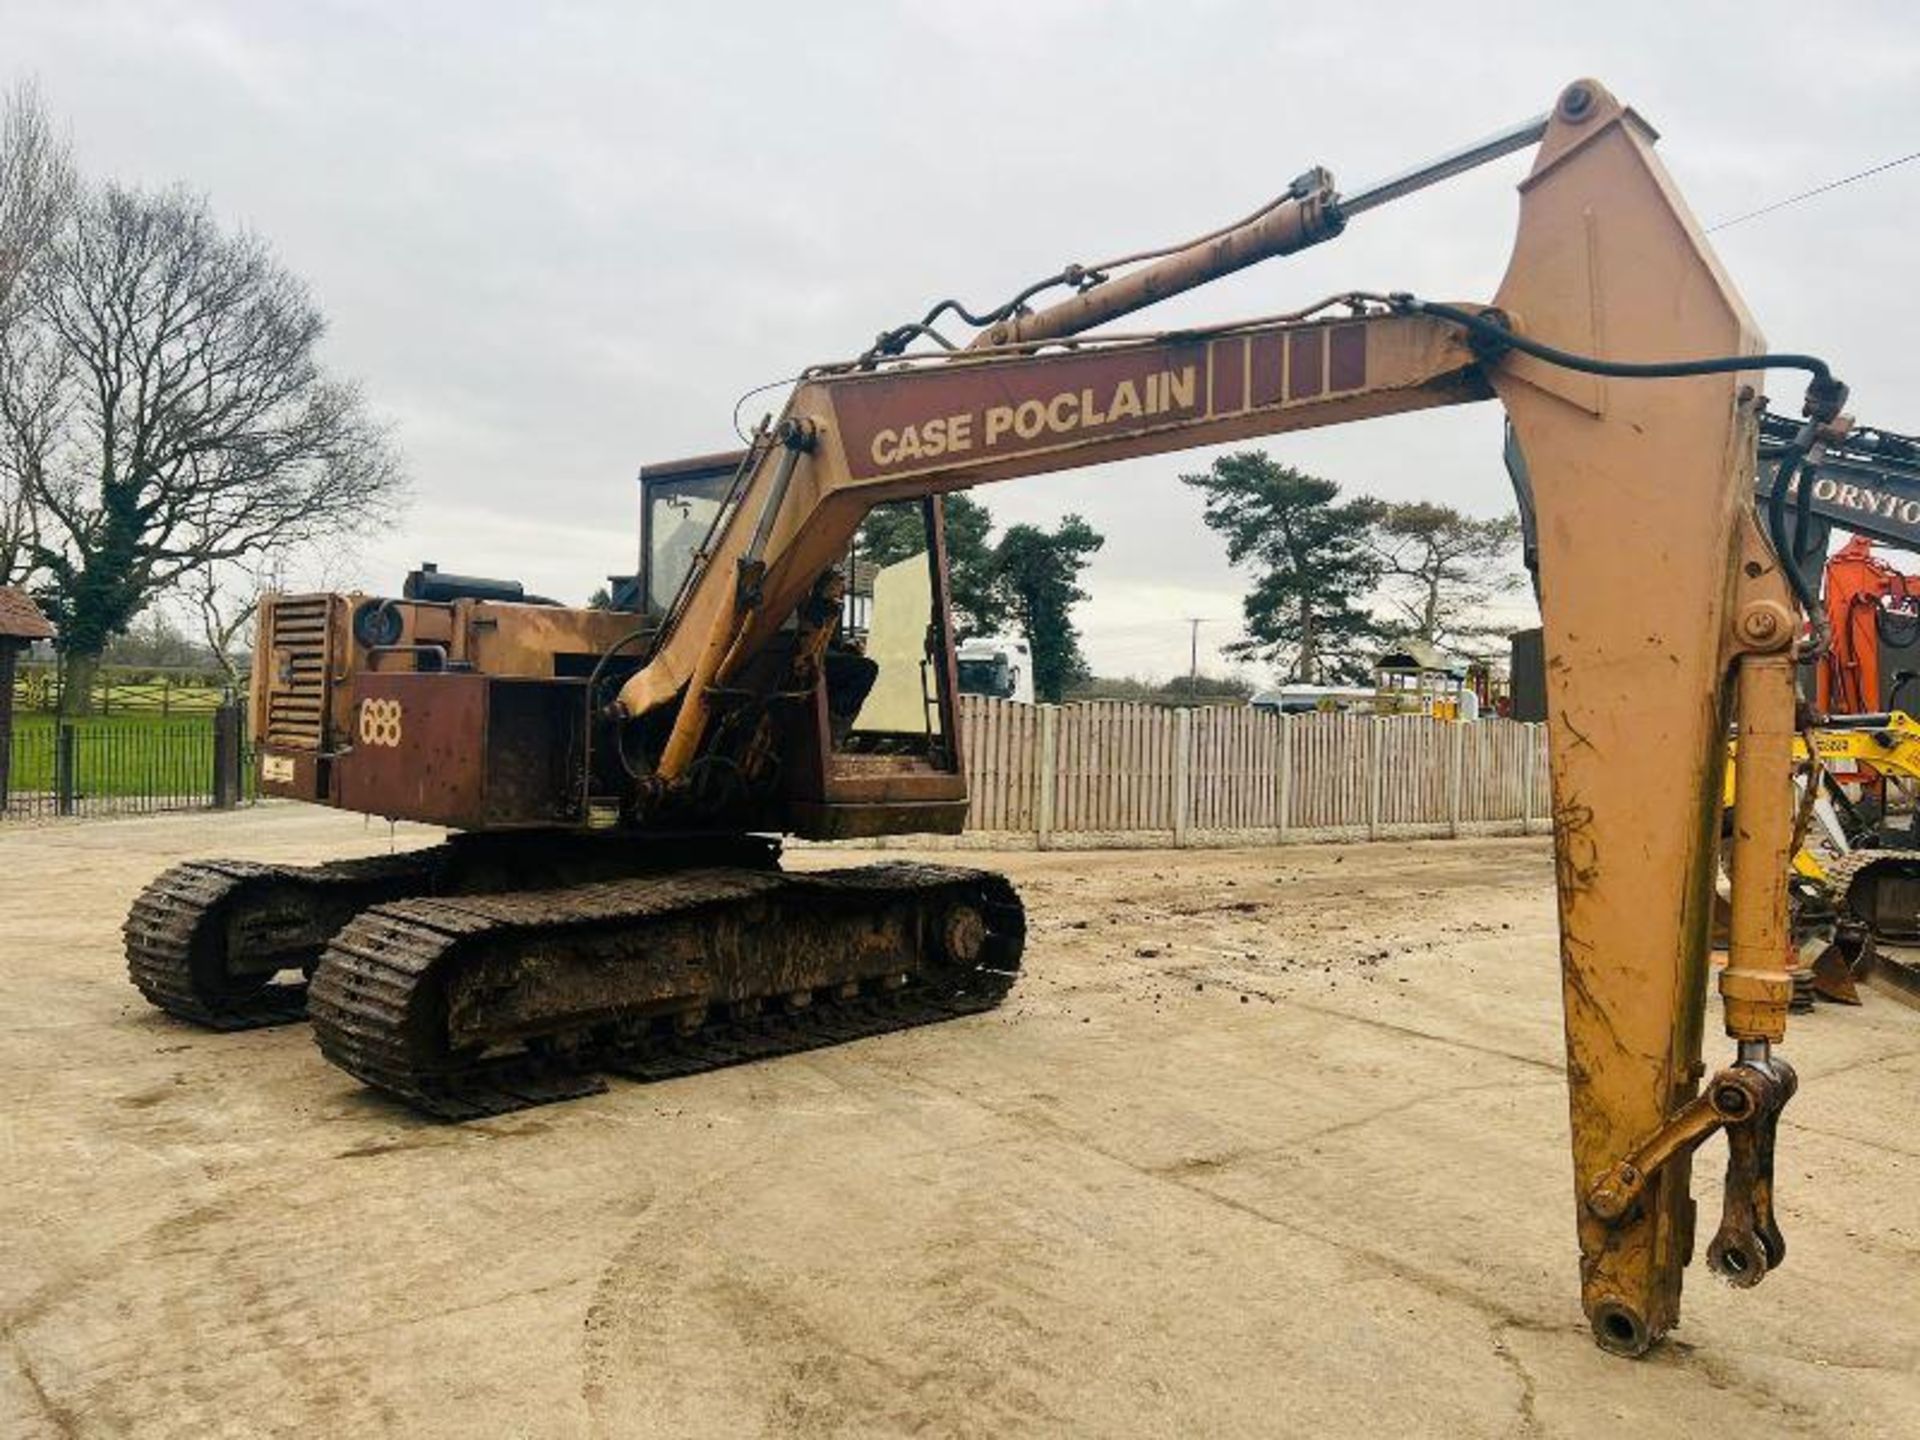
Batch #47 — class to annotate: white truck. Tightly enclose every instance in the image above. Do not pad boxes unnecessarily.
[956,634,1035,705]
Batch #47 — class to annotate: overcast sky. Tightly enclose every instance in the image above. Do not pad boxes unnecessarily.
[8,1,1918,679]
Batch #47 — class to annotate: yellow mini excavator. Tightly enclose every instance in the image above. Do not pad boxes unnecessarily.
[1729,711,1920,1006]
[125,80,1860,1356]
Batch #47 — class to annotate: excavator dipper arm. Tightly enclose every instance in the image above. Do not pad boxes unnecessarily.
[615,79,1822,1354]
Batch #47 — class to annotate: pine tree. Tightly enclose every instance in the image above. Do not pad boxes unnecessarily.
[1181,451,1382,683]
[1367,501,1524,659]
[855,493,1003,635]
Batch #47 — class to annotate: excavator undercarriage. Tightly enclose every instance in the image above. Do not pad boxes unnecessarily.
[127,850,443,1030]
[125,831,781,1030]
[310,862,1022,1118]
[124,78,1865,1355]
[1782,714,1920,1007]
[126,834,1024,1116]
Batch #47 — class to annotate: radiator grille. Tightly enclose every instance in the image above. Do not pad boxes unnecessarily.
[263,595,333,749]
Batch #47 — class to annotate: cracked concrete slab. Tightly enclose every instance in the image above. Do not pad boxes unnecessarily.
[1,806,1915,1436]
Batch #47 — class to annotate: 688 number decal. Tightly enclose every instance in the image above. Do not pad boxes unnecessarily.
[358,697,405,748]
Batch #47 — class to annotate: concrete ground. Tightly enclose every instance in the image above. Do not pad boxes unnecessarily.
[0,807,1915,1439]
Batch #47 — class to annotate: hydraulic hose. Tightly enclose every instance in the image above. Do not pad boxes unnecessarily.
[1404,299,1840,392]
[866,268,1092,363]
[1402,297,1845,638]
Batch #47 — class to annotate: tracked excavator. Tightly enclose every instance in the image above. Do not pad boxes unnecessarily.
[1788,715,1920,1007]
[1729,429,1920,1004]
[124,80,1858,1356]
[1722,714,1920,1006]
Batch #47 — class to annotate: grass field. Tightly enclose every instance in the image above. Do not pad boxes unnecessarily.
[11,665,232,719]
[4,713,223,800]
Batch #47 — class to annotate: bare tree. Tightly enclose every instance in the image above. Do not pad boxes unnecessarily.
[1366,501,1524,660]
[0,384,50,584]
[2,181,403,711]
[186,556,274,689]
[0,79,73,316]
[186,539,361,687]
[105,606,209,670]
[0,80,74,584]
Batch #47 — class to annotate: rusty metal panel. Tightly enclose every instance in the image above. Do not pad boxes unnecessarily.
[1250,331,1285,408]
[463,603,649,678]
[1329,323,1369,391]
[822,757,967,807]
[1286,328,1324,401]
[485,678,589,825]
[1208,336,1247,417]
[336,672,586,829]
[339,672,489,825]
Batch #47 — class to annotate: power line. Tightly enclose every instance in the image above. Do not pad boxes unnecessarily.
[1706,149,1920,233]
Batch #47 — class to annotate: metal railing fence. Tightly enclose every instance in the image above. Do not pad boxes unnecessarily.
[0,704,248,820]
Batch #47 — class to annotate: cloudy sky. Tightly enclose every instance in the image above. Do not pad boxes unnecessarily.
[8,1,1918,679]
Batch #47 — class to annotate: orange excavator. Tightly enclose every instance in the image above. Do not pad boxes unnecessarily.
[1739,423,1920,1001]
[125,80,1857,1356]
[1782,533,1920,1006]
[1819,534,1920,714]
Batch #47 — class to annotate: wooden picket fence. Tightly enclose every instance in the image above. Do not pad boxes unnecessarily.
[957,696,1550,848]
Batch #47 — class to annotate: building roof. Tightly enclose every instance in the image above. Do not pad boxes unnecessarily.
[1375,638,1463,677]
[0,587,55,642]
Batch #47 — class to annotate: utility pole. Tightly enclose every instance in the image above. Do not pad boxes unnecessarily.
[1185,617,1213,698]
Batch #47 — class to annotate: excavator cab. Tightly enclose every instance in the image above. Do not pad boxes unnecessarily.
[638,451,741,620]
[638,457,968,838]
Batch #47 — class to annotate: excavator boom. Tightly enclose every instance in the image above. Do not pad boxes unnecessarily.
[607,79,1815,1354]
[615,305,1487,727]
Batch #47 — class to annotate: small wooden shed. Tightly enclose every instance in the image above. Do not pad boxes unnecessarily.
[0,587,55,807]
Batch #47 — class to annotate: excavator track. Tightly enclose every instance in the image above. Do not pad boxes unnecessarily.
[1817,846,1920,904]
[124,834,782,1033]
[308,861,1025,1119]
[125,850,448,1030]
[1817,848,1920,1006]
